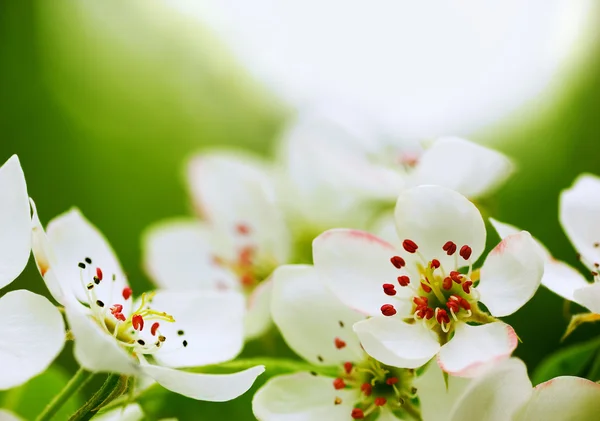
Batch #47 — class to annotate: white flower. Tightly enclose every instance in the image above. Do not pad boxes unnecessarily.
[143,151,290,339]
[313,185,544,376]
[277,108,513,231]
[0,155,65,391]
[31,207,264,402]
[253,264,421,421]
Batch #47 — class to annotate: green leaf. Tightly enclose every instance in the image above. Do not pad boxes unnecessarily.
[532,337,600,385]
[0,366,82,420]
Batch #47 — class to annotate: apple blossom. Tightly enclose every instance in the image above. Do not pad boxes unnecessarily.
[253,264,421,420]
[0,155,65,391]
[143,151,290,339]
[313,185,544,376]
[31,207,264,402]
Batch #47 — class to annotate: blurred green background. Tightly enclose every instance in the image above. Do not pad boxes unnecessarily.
[1,1,600,419]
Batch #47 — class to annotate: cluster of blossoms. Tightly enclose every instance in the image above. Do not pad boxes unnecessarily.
[2,110,600,420]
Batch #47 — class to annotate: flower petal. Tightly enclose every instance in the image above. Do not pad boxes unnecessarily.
[92,404,144,421]
[187,151,290,265]
[514,376,600,421]
[412,137,513,199]
[477,231,544,317]
[46,209,129,307]
[64,301,138,375]
[438,322,517,377]
[0,290,65,390]
[450,358,532,421]
[394,185,486,268]
[353,317,439,369]
[414,362,470,421]
[0,410,23,421]
[142,219,239,291]
[140,363,265,402]
[573,282,600,314]
[245,278,274,340]
[271,265,364,365]
[313,229,412,317]
[150,290,245,368]
[0,155,31,289]
[252,372,357,421]
[560,173,600,270]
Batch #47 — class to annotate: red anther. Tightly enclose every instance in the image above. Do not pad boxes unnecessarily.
[334,337,347,349]
[442,241,457,255]
[430,259,440,269]
[132,314,144,331]
[151,322,160,336]
[374,397,387,406]
[386,377,399,385]
[240,273,254,287]
[344,362,353,374]
[122,287,132,300]
[450,271,463,284]
[383,283,397,296]
[397,275,410,287]
[420,282,432,293]
[333,378,346,390]
[458,297,471,310]
[460,245,472,260]
[351,408,365,419]
[413,296,428,307]
[402,239,419,253]
[415,307,427,319]
[436,308,450,325]
[462,280,473,294]
[238,246,254,266]
[236,223,250,235]
[96,267,103,281]
[110,304,123,315]
[424,307,434,319]
[390,256,406,269]
[381,304,397,317]
[446,300,460,313]
[360,383,372,396]
[114,313,126,322]
[442,277,452,290]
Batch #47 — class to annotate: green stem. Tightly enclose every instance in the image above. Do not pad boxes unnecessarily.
[35,368,94,421]
[68,373,129,421]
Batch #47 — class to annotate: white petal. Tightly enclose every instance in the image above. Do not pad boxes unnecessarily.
[64,301,138,375]
[142,219,239,291]
[450,358,532,421]
[414,363,470,421]
[46,209,129,307]
[560,173,600,270]
[438,322,517,377]
[514,376,600,421]
[187,151,290,265]
[353,317,439,369]
[93,404,144,421]
[151,290,245,368]
[394,185,486,268]
[477,231,544,317]
[271,265,364,365]
[313,229,413,317]
[0,410,23,421]
[573,283,600,314]
[412,137,513,199]
[0,290,65,390]
[140,363,264,402]
[245,278,274,340]
[0,155,31,289]
[252,372,357,421]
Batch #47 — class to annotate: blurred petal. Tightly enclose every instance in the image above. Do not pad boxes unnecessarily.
[412,137,513,198]
[450,358,532,421]
[477,231,544,317]
[438,322,517,377]
[245,278,274,340]
[514,376,600,421]
[271,265,364,365]
[252,373,357,421]
[0,410,23,421]
[151,290,245,368]
[140,363,264,402]
[573,282,600,314]
[93,404,144,421]
[560,173,600,270]
[187,151,290,264]
[0,155,31,289]
[394,185,486,268]
[313,229,412,317]
[64,301,138,375]
[0,290,65,390]
[142,219,239,291]
[353,317,439,369]
[414,362,470,421]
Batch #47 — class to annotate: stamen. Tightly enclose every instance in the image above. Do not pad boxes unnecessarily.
[137,339,145,345]
[122,287,132,300]
[132,314,144,331]
[435,308,450,325]
[96,300,104,307]
[151,322,160,336]
[236,223,251,235]
[361,383,372,396]
[459,245,472,260]
[397,275,410,287]
[380,304,397,316]
[382,283,397,296]
[177,330,185,336]
[96,267,103,281]
[182,340,188,347]
[344,362,353,374]
[374,397,387,406]
[334,337,347,349]
[351,408,365,419]
[78,262,86,269]
[85,257,92,264]
[334,397,342,405]
[430,259,440,269]
[462,280,473,294]
[390,256,406,269]
[450,271,463,284]
[333,378,346,390]
[420,282,432,293]
[446,300,459,313]
[442,277,452,290]
[402,239,418,253]
[386,377,398,385]
[442,241,457,255]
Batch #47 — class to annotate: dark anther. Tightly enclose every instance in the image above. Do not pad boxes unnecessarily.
[78,262,86,269]
[94,276,100,285]
[86,283,94,290]
[177,330,185,336]
[96,300,104,307]
[317,355,324,362]
[310,371,318,376]
[137,339,145,345]
[182,340,188,347]
[339,321,345,328]
[85,257,92,264]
